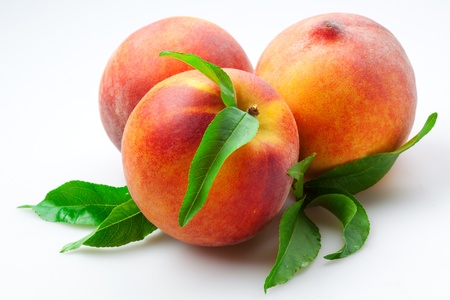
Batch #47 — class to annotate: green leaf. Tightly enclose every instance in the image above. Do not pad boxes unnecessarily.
[287,153,316,199]
[60,199,157,252]
[18,181,131,226]
[264,198,321,292]
[159,51,236,107]
[307,188,370,260]
[179,106,259,227]
[305,112,438,194]
[19,181,158,252]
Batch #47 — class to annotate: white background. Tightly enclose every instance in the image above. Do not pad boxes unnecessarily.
[1,1,449,299]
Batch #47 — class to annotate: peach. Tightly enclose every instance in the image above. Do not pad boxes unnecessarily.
[255,13,417,179]
[121,68,299,246]
[99,16,254,150]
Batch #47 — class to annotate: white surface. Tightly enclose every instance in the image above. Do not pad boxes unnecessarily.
[1,1,449,299]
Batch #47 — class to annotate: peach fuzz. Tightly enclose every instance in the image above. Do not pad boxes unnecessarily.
[256,13,417,179]
[99,16,253,150]
[121,68,299,246]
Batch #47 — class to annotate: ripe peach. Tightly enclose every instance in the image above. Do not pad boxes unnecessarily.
[121,68,299,246]
[99,16,254,150]
[255,13,417,179]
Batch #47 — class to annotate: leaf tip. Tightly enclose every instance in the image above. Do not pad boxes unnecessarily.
[263,281,276,294]
[158,50,174,57]
[59,246,71,253]
[177,213,191,228]
[323,253,339,260]
[60,240,81,253]
[428,112,438,125]
[17,204,33,209]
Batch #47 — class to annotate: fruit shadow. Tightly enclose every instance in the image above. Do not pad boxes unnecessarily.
[67,194,355,289]
[178,200,287,269]
[71,189,373,270]
[178,193,352,270]
[67,200,283,264]
[68,213,280,280]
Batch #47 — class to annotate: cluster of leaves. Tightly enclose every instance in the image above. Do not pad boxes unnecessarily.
[19,183,157,252]
[19,52,438,292]
[264,110,436,291]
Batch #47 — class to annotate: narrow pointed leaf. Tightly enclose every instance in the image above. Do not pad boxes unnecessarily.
[61,199,157,252]
[179,106,259,227]
[264,198,321,292]
[305,112,438,194]
[287,153,316,199]
[307,188,370,260]
[18,181,131,226]
[159,51,236,107]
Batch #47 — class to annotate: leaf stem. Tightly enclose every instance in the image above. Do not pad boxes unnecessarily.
[246,104,260,117]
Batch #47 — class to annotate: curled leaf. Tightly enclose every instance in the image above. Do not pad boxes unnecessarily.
[287,153,316,199]
[307,188,370,260]
[264,198,321,292]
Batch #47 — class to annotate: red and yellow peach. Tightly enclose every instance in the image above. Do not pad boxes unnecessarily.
[99,16,254,150]
[121,68,299,246]
[256,13,417,179]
